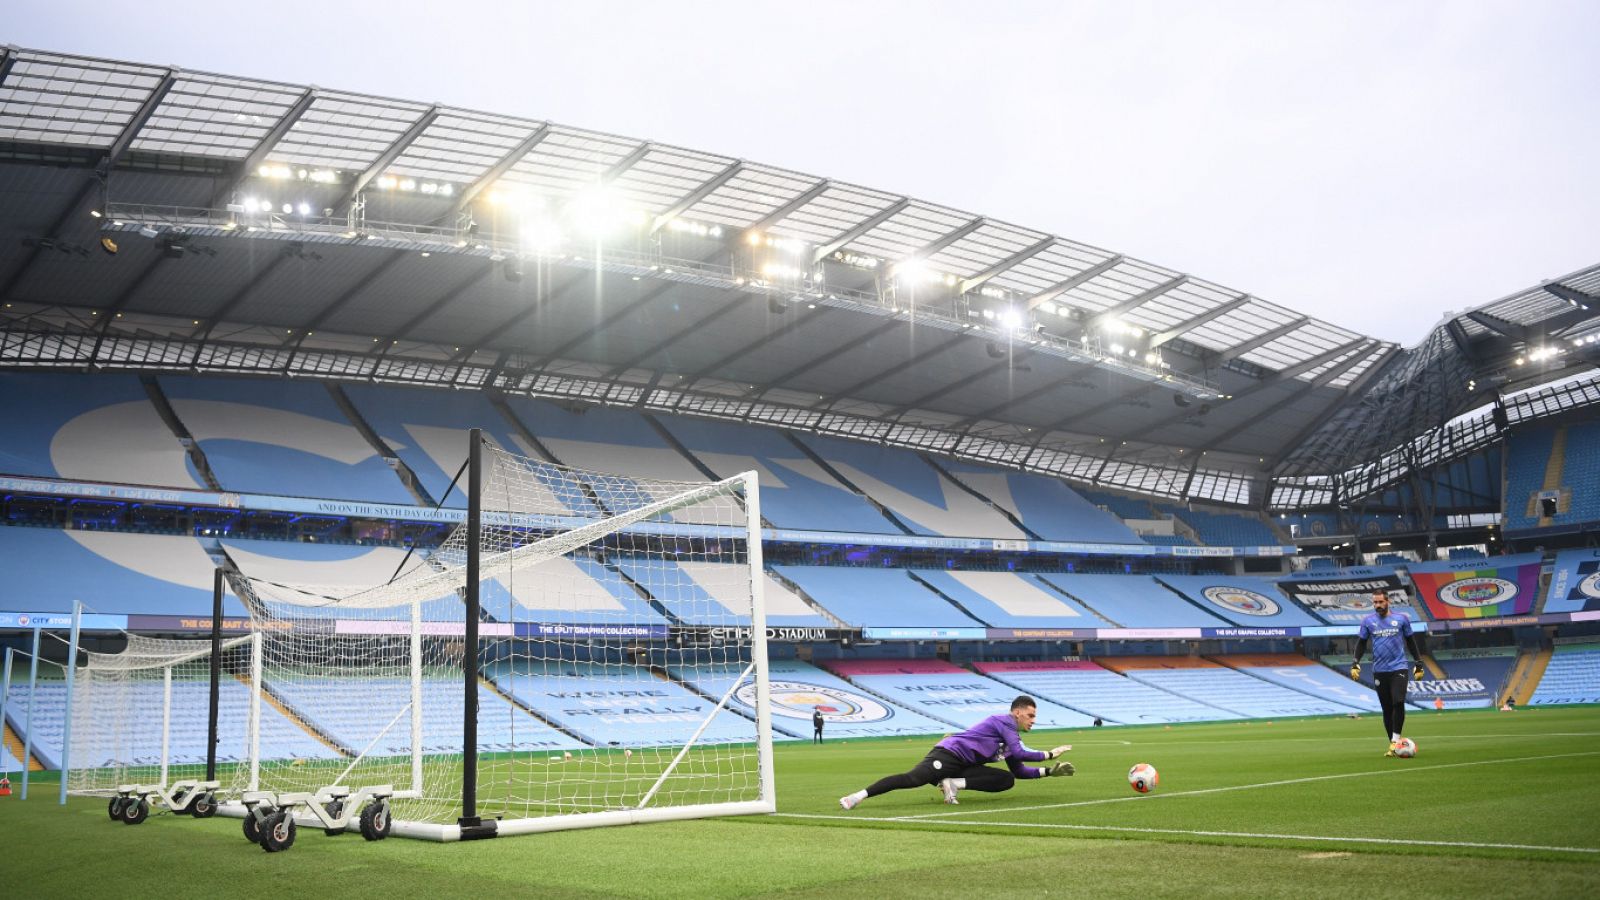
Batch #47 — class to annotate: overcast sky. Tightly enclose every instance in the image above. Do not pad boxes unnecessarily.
[8,0,1598,345]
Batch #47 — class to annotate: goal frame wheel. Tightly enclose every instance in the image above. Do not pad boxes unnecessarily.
[322,798,346,836]
[108,796,127,820]
[121,798,150,825]
[260,811,297,853]
[359,801,392,841]
[190,792,217,818]
[243,805,273,843]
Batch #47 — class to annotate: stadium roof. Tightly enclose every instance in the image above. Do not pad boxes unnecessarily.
[1,46,1596,508]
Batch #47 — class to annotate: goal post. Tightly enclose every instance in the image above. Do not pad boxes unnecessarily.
[218,428,773,841]
[62,631,260,799]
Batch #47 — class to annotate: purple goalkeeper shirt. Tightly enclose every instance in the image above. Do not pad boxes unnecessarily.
[935,713,1049,775]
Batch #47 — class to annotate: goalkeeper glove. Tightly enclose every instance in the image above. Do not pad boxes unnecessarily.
[1413,662,1425,681]
[1045,761,1075,777]
[1047,745,1072,759]
[1349,663,1361,681]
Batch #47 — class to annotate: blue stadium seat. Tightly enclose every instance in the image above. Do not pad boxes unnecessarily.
[1154,575,1323,627]
[771,565,984,628]
[1528,645,1600,705]
[936,459,1141,543]
[491,661,761,748]
[828,658,1096,729]
[1502,426,1557,530]
[341,384,596,514]
[3,527,247,616]
[976,660,1230,724]
[654,417,897,534]
[159,376,414,504]
[1034,573,1232,628]
[610,558,830,627]
[909,569,1114,628]
[0,371,196,488]
[676,659,957,739]
[792,434,1028,539]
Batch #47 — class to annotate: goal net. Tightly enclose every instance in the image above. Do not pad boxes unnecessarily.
[232,432,773,840]
[64,634,257,797]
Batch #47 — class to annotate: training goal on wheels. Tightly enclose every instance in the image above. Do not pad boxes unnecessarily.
[65,429,775,841]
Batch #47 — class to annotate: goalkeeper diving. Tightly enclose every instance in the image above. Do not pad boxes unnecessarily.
[839,695,1074,809]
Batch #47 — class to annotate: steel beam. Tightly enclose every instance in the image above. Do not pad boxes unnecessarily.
[452,123,551,215]
[811,198,910,264]
[337,105,442,214]
[1024,255,1123,310]
[210,87,319,209]
[650,160,745,234]
[959,236,1055,295]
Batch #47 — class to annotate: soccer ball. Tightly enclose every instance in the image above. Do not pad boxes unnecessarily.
[1394,738,1417,758]
[1129,763,1159,793]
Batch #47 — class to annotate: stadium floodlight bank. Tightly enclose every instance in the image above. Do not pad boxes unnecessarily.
[63,429,774,841]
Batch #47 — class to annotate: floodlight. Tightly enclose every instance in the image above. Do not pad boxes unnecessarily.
[998,308,1023,330]
[894,257,927,281]
[568,185,636,236]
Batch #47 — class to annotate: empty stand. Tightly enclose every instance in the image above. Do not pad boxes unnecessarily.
[936,459,1141,543]
[341,384,593,514]
[267,675,578,757]
[0,371,197,488]
[1155,575,1323,627]
[826,658,1096,729]
[1098,656,1359,718]
[224,536,465,622]
[1502,426,1557,530]
[8,677,337,772]
[478,555,669,626]
[1558,420,1600,525]
[504,398,703,481]
[910,569,1113,628]
[1418,650,1516,708]
[771,565,984,628]
[610,559,830,627]
[655,416,897,533]
[1527,643,1600,705]
[1035,573,1232,628]
[1156,504,1280,547]
[4,528,246,616]
[792,433,1027,539]
[491,662,762,747]
[159,376,414,504]
[975,660,1228,724]
[1209,654,1379,712]
[715,658,957,739]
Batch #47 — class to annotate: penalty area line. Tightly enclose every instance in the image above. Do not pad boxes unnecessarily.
[774,813,1600,855]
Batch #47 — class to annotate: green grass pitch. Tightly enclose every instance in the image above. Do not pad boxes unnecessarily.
[3,706,1598,898]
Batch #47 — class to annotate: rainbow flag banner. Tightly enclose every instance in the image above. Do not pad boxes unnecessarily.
[1407,553,1543,620]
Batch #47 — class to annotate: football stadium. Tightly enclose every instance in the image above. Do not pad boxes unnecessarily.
[1,38,1598,898]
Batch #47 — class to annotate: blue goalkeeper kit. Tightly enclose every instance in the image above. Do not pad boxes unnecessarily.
[1358,611,1415,673]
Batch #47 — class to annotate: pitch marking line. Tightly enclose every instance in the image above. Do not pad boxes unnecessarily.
[886,750,1600,820]
[1069,731,1600,748]
[775,813,1600,855]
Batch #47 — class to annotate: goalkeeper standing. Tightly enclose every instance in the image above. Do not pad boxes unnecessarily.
[839,695,1073,809]
[1349,590,1426,756]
